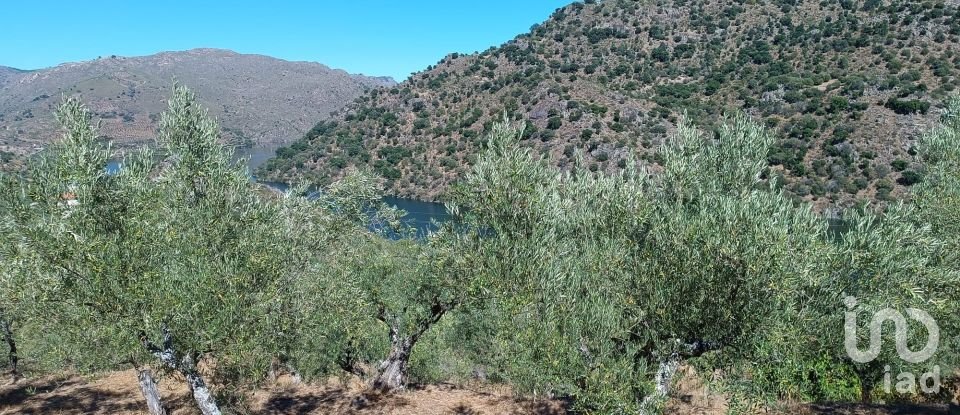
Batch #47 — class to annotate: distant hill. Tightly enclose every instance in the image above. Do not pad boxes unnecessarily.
[0,66,28,85]
[261,0,960,207]
[0,48,395,168]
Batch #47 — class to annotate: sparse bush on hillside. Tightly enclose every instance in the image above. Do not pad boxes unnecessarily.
[251,0,960,207]
[546,115,562,130]
[885,97,932,114]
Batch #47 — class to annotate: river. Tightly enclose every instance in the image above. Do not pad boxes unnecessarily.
[106,148,450,237]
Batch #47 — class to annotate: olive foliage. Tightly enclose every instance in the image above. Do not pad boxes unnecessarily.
[450,115,824,412]
[0,86,384,413]
[0,88,958,415]
[718,100,960,407]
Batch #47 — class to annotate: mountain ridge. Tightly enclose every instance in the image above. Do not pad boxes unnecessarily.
[260,0,960,208]
[0,48,395,169]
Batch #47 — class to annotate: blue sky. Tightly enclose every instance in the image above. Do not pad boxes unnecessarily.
[2,1,572,81]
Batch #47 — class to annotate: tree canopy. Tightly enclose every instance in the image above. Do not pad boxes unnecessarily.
[0,89,958,414]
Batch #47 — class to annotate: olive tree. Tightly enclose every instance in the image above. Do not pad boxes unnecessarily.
[284,195,476,391]
[915,96,960,261]
[908,95,960,399]
[722,99,960,407]
[450,116,824,413]
[260,169,399,386]
[0,212,121,382]
[0,87,372,414]
[0,226,22,380]
[0,255,25,381]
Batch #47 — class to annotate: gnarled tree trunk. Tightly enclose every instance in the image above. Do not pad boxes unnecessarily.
[639,354,680,415]
[371,301,451,391]
[137,369,167,415]
[1,317,17,382]
[855,361,881,404]
[141,327,222,415]
[639,339,721,415]
[184,369,220,415]
[372,336,414,390]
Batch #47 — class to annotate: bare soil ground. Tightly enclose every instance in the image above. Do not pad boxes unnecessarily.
[0,370,951,415]
[0,370,566,415]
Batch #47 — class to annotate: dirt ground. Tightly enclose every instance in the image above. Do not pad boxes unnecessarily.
[0,369,952,415]
[0,370,566,415]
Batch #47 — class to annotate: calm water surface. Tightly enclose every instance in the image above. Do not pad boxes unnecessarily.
[106,148,449,237]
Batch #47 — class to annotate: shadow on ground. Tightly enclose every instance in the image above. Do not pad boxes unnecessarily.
[257,382,568,415]
[0,371,194,415]
[1,370,953,415]
[801,403,949,415]
[0,377,142,414]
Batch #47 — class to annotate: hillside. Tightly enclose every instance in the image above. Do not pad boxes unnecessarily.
[0,49,394,169]
[0,66,28,84]
[261,0,960,207]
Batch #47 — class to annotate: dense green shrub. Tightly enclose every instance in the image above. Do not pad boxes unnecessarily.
[897,168,924,185]
[546,116,563,130]
[378,145,413,165]
[651,43,671,62]
[885,97,931,114]
[891,159,909,171]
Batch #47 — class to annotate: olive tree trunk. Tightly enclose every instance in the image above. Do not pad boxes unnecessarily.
[639,340,721,415]
[137,369,167,415]
[855,361,882,404]
[184,367,220,415]
[639,354,680,414]
[372,335,415,390]
[142,327,222,415]
[0,317,17,382]
[371,301,451,391]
